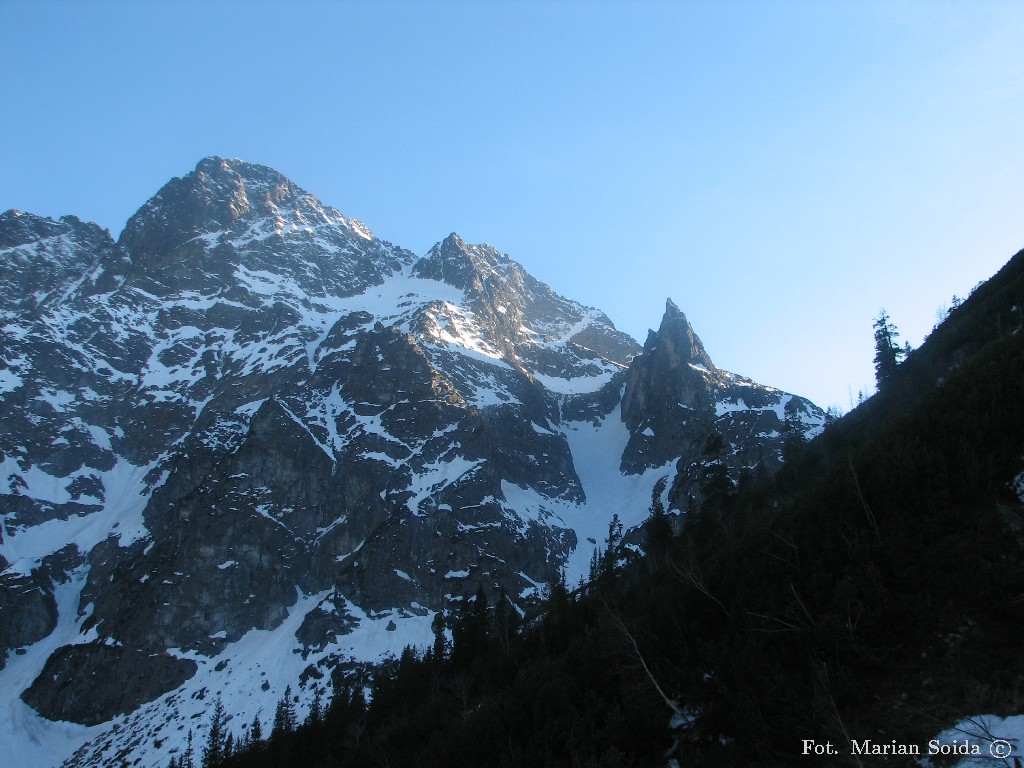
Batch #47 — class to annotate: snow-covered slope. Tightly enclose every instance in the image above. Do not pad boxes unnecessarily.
[0,157,824,768]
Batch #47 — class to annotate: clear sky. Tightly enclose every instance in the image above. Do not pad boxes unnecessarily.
[3,1,1023,410]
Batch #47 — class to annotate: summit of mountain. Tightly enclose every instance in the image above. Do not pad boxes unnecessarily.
[115,156,409,298]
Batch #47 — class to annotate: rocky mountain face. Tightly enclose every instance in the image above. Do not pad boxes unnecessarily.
[0,158,824,768]
[621,298,822,503]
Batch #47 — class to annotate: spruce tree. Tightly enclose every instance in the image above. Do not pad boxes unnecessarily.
[588,546,601,583]
[430,609,448,662]
[873,309,905,390]
[545,567,569,612]
[645,489,673,566]
[248,712,263,748]
[305,688,323,726]
[451,586,489,668]
[182,731,195,768]
[222,733,234,762]
[202,698,227,768]
[600,513,624,578]
[492,587,519,653]
[272,685,296,737]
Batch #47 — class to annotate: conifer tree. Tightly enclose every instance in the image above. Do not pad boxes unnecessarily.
[202,698,227,768]
[350,680,367,715]
[873,309,905,390]
[645,486,673,566]
[182,730,195,768]
[588,546,602,583]
[601,513,624,578]
[451,586,489,668]
[222,733,234,762]
[546,566,569,611]
[248,712,263,748]
[305,688,323,726]
[473,583,488,621]
[430,609,448,662]
[492,587,520,653]
[272,685,296,737]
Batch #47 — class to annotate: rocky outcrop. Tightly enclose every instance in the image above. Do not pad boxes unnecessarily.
[0,210,128,314]
[20,644,197,726]
[621,299,824,504]
[0,570,57,670]
[119,157,407,299]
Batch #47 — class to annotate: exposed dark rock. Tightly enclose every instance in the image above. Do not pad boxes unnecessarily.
[0,210,128,314]
[296,600,359,654]
[0,569,57,669]
[21,643,197,725]
[621,298,823,503]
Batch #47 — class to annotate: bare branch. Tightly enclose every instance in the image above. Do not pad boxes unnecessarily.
[673,549,729,616]
[848,457,881,543]
[602,600,684,719]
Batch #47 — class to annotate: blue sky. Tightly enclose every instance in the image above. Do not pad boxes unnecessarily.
[3,1,1023,409]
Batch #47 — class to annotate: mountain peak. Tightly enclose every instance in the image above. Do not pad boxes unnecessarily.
[195,155,232,172]
[116,157,336,271]
[0,209,68,249]
[119,157,305,249]
[651,298,715,371]
[0,210,125,311]
[111,158,404,297]
[412,233,506,290]
[191,156,295,193]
